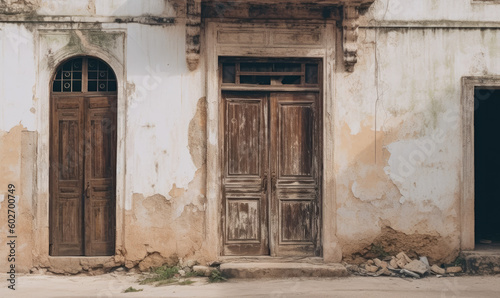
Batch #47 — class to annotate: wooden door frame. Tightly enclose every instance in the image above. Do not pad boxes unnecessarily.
[35,37,126,262]
[221,92,270,256]
[49,57,118,256]
[460,76,500,251]
[269,91,322,257]
[205,22,339,262]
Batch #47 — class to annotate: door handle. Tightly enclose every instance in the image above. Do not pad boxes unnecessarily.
[271,172,276,190]
[262,172,268,192]
[83,182,90,199]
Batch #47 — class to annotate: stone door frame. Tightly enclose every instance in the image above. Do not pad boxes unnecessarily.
[205,21,341,262]
[461,76,500,251]
[35,29,127,265]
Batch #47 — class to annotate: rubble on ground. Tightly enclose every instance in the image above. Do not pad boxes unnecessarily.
[345,251,463,279]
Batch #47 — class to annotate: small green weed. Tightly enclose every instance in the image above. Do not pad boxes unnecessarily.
[370,244,390,258]
[208,270,227,283]
[154,265,179,278]
[154,279,177,287]
[123,287,143,293]
[178,279,195,285]
[139,266,179,285]
[451,256,465,267]
[139,265,222,287]
[185,270,205,278]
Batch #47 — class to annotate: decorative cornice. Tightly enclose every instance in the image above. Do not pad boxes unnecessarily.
[0,0,39,14]
[342,5,359,72]
[186,0,201,71]
[194,1,375,72]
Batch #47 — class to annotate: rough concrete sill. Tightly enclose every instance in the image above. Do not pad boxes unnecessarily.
[220,262,348,278]
[47,256,116,274]
[220,256,324,264]
[461,250,500,275]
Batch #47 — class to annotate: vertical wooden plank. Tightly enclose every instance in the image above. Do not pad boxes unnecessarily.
[85,96,117,256]
[270,92,321,257]
[222,92,269,256]
[49,97,85,256]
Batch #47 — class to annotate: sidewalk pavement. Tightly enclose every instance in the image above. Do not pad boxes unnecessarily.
[0,272,499,297]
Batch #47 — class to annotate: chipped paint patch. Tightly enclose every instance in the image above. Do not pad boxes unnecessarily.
[188,97,207,168]
[125,191,209,269]
[342,226,458,265]
[169,183,185,198]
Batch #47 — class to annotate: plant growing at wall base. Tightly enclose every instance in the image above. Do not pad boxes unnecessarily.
[208,269,227,283]
[124,287,143,293]
[139,265,179,285]
[185,270,205,277]
[370,244,390,258]
[451,256,465,268]
[178,279,195,285]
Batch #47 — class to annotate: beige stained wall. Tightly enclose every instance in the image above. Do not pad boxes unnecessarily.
[0,127,36,272]
[0,0,209,273]
[335,26,500,263]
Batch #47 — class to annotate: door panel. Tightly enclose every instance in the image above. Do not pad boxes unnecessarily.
[271,92,320,257]
[222,93,269,256]
[279,104,314,177]
[227,100,261,176]
[281,200,313,242]
[85,96,116,256]
[227,198,260,241]
[50,97,85,256]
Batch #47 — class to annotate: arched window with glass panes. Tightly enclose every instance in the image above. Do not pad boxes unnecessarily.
[52,57,117,93]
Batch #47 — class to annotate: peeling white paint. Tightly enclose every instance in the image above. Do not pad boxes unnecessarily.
[351,180,386,202]
[334,25,500,250]
[208,131,217,145]
[364,0,500,23]
[126,24,203,197]
[37,0,176,17]
[0,25,36,131]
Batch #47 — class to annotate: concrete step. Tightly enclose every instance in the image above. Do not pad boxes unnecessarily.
[220,262,348,278]
[461,250,500,275]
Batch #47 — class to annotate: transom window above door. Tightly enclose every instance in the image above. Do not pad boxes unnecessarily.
[52,57,117,93]
[221,58,320,90]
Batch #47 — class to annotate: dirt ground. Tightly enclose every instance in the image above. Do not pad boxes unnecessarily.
[0,272,499,297]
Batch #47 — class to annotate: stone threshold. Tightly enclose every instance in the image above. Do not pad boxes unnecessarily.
[45,256,117,274]
[461,249,500,275]
[220,262,348,278]
[220,256,324,264]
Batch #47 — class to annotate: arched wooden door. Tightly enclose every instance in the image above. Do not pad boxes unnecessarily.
[49,57,117,256]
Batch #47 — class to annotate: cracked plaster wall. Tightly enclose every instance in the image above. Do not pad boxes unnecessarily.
[0,0,208,271]
[335,26,500,263]
[0,24,38,272]
[363,0,500,23]
[1,0,500,272]
[29,0,179,17]
[123,22,208,268]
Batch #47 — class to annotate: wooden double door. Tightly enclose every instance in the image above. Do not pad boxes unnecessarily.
[50,95,116,256]
[222,92,322,256]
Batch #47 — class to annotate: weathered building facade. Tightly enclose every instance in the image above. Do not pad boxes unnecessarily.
[1,0,500,273]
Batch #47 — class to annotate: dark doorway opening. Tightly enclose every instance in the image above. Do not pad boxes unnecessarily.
[474,88,500,248]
